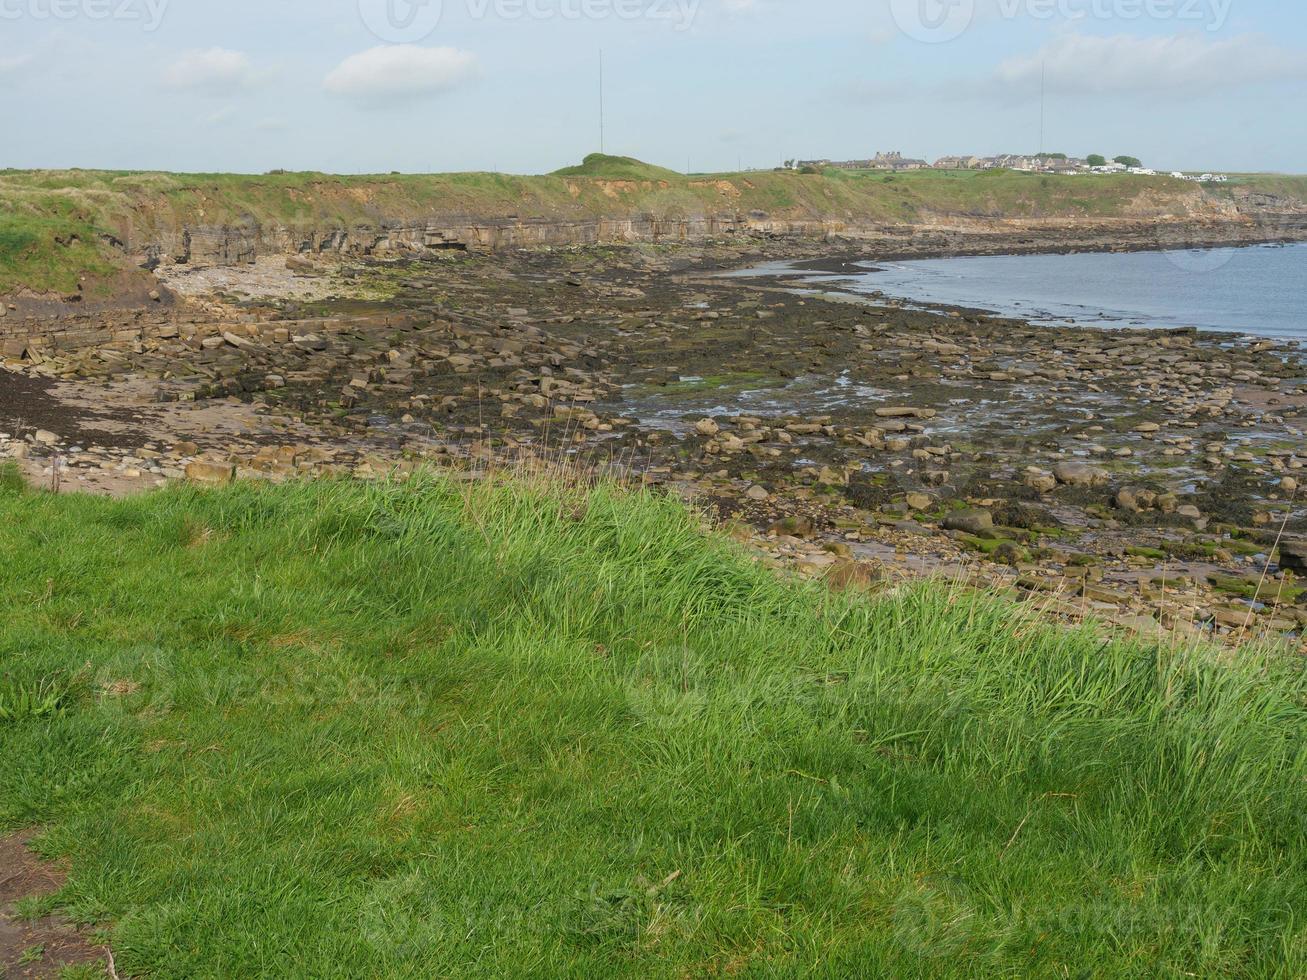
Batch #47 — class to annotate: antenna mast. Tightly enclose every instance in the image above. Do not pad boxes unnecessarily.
[1039,61,1046,156]
[599,50,605,154]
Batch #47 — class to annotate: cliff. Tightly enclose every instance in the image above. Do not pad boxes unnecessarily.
[2,156,1305,303]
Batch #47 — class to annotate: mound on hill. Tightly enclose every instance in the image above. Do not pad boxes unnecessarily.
[550,153,685,181]
[0,466,1303,976]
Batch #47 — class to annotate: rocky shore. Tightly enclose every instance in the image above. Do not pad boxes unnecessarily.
[2,241,1305,650]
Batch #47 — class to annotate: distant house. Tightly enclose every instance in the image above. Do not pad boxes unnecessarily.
[1041,157,1087,173]
[933,155,982,170]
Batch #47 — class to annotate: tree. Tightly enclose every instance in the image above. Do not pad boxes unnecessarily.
[1086,154,1107,167]
[1114,156,1143,169]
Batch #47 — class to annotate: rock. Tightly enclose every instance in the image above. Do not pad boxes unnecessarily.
[1112,613,1161,634]
[905,492,932,511]
[745,485,770,501]
[943,509,994,536]
[33,430,59,445]
[1281,477,1299,494]
[875,406,937,420]
[1115,487,1157,513]
[695,418,720,437]
[185,460,237,486]
[1053,462,1110,488]
[817,466,847,486]
[1278,539,1307,573]
[1080,584,1129,605]
[991,542,1027,566]
[823,560,882,593]
[1026,473,1057,494]
[768,516,815,538]
[222,331,252,349]
[1211,607,1252,629]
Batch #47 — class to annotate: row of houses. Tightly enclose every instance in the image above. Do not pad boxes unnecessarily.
[784,153,1229,181]
[789,151,1088,173]
[933,154,1086,173]
[792,151,929,172]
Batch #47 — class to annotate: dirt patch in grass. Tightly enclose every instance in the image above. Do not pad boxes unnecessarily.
[0,831,112,979]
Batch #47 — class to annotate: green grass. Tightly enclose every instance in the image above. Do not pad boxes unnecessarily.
[0,473,1304,977]
[0,211,118,295]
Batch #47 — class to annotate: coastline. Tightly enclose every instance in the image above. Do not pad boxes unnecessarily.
[735,241,1307,341]
[3,240,1305,649]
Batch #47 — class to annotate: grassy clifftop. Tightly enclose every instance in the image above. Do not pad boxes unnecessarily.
[1,467,1304,976]
[2,155,1305,295]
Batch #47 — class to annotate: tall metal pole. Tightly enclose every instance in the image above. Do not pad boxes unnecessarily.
[1039,61,1046,157]
[599,50,605,154]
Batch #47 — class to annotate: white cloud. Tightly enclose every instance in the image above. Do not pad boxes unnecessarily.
[163,48,260,95]
[994,33,1307,97]
[323,45,478,102]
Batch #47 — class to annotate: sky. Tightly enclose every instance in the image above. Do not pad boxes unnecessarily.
[1,0,1304,175]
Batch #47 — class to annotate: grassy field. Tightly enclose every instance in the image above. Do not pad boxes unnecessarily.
[0,464,1304,977]
[3,155,1305,296]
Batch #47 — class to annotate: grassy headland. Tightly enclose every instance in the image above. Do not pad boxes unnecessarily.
[1,465,1303,976]
[2,154,1305,296]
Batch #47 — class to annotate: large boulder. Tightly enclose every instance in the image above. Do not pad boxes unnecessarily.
[1279,539,1307,574]
[185,460,237,486]
[943,509,995,536]
[1053,462,1111,489]
[1115,487,1158,513]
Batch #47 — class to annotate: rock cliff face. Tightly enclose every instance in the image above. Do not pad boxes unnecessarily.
[133,205,1307,270]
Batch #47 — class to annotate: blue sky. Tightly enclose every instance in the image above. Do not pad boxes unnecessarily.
[1,0,1303,174]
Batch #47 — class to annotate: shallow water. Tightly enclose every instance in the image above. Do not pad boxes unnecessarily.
[783,243,1307,339]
